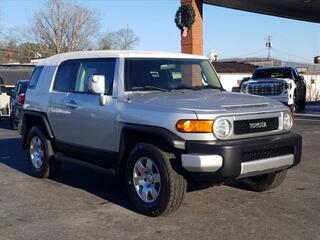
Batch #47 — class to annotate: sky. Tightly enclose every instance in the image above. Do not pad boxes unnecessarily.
[1,0,319,63]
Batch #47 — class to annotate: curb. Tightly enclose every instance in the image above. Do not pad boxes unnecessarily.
[294,112,320,120]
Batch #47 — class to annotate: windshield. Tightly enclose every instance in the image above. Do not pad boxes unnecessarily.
[252,68,292,79]
[125,58,223,91]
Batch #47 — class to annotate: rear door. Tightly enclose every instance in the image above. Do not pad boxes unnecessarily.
[48,60,79,143]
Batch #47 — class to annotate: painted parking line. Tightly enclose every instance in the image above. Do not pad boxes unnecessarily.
[295,118,320,122]
[294,112,320,120]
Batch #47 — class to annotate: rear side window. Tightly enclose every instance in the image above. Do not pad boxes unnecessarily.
[53,61,79,92]
[28,66,43,89]
[19,82,29,94]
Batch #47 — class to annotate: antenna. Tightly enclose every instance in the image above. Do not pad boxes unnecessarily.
[266,35,272,60]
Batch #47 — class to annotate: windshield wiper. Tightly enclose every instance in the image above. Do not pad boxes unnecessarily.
[170,84,200,91]
[131,85,169,92]
[201,85,226,91]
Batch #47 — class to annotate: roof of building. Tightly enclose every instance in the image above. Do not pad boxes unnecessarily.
[0,65,34,86]
[218,57,320,74]
[204,0,320,24]
[212,61,258,73]
[38,50,207,66]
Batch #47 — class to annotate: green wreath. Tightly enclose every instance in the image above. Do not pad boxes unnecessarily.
[175,4,195,31]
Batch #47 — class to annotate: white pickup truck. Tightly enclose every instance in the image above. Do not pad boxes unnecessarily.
[240,67,306,112]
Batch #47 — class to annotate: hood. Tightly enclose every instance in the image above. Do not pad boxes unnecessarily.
[247,78,291,84]
[127,90,285,114]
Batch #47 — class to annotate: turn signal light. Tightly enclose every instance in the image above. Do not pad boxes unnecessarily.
[176,120,213,133]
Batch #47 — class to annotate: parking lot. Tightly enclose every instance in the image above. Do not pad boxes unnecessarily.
[0,117,319,240]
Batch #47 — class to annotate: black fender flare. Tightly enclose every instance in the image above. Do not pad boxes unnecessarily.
[20,110,55,148]
[116,124,186,175]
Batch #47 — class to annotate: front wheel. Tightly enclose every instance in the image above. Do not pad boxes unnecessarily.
[125,143,186,217]
[240,170,287,192]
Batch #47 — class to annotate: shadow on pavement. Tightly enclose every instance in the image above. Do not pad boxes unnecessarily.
[0,117,14,130]
[0,120,132,213]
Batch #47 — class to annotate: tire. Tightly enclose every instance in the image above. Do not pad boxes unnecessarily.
[298,99,306,111]
[125,143,186,217]
[26,126,61,178]
[289,104,295,113]
[241,170,287,192]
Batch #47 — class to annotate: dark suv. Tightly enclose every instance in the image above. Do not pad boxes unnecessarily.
[8,80,29,129]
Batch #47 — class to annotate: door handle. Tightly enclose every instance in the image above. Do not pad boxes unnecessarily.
[65,101,78,109]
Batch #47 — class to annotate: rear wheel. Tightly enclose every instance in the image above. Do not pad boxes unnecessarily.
[26,126,61,178]
[125,143,186,217]
[298,98,306,111]
[240,170,287,192]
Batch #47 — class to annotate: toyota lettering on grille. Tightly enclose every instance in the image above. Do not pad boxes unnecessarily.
[249,122,268,129]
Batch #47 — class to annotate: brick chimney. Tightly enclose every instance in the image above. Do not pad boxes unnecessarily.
[181,0,203,55]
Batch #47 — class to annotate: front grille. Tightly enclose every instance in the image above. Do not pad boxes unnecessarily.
[234,117,279,135]
[247,84,283,96]
[242,146,294,162]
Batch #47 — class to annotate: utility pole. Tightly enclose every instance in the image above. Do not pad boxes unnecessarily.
[125,24,129,50]
[266,35,272,61]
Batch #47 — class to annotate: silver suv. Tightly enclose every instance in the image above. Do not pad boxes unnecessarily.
[19,51,302,216]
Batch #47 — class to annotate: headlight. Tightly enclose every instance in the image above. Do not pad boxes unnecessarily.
[214,118,232,139]
[241,83,248,92]
[283,112,293,130]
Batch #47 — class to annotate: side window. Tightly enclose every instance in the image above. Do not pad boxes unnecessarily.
[74,59,116,94]
[53,61,79,92]
[28,66,44,89]
[14,83,20,96]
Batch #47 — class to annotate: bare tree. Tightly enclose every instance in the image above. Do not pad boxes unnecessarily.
[31,0,99,54]
[0,0,3,37]
[100,27,139,50]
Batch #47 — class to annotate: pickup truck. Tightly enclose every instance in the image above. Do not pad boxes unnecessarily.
[19,51,302,216]
[240,67,306,112]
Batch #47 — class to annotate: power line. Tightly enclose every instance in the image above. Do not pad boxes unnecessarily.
[272,47,313,63]
[237,48,266,58]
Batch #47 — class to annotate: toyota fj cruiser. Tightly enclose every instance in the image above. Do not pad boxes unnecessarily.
[19,51,302,216]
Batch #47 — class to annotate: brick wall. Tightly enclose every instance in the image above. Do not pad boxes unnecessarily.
[181,0,203,55]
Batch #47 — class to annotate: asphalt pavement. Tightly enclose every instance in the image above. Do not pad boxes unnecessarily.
[0,118,319,240]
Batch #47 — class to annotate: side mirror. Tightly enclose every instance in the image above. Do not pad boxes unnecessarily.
[88,75,105,95]
[88,75,107,106]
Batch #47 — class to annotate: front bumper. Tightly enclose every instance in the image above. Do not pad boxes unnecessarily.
[182,132,302,183]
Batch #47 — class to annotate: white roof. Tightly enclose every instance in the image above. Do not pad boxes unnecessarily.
[37,50,207,66]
